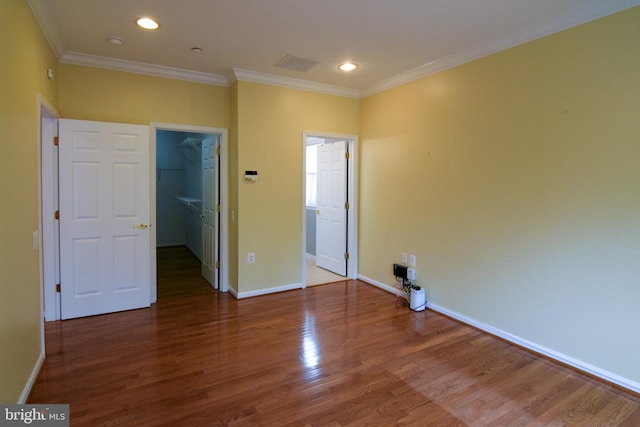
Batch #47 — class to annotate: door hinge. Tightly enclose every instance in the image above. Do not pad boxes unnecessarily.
[53,136,59,146]
[215,204,221,213]
[215,261,220,269]
[345,151,350,159]
[345,202,349,210]
[344,252,350,260]
[215,146,220,156]
[55,284,61,293]
[54,210,60,220]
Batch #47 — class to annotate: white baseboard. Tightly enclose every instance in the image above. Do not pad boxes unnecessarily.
[358,275,640,395]
[358,274,402,296]
[18,351,45,404]
[228,287,239,299]
[234,282,303,299]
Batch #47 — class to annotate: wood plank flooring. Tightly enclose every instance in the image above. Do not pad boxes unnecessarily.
[29,246,640,426]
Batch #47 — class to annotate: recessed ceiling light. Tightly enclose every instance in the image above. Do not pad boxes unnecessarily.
[339,62,358,72]
[136,17,159,30]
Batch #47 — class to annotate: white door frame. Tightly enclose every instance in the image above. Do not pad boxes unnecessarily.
[301,131,358,287]
[150,122,229,300]
[38,94,60,322]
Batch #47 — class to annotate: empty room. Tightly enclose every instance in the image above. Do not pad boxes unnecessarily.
[1,0,639,425]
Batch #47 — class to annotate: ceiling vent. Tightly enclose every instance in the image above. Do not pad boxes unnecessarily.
[274,54,319,72]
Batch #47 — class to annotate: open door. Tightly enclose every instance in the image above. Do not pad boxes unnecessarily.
[59,119,151,319]
[316,140,348,276]
[201,135,219,288]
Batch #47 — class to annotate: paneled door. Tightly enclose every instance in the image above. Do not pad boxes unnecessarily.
[316,140,348,276]
[59,119,151,319]
[201,135,218,288]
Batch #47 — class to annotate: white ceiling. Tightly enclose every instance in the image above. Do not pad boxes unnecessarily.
[28,0,640,97]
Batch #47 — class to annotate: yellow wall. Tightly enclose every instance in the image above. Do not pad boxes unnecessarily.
[235,82,359,292]
[0,0,58,402]
[360,6,640,384]
[59,64,228,128]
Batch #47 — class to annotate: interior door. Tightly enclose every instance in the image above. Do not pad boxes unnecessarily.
[201,135,218,288]
[59,119,151,320]
[316,140,347,276]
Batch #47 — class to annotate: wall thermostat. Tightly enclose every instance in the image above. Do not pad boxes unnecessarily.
[244,170,258,183]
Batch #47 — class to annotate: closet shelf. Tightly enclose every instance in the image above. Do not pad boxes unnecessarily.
[175,196,202,213]
[179,137,202,153]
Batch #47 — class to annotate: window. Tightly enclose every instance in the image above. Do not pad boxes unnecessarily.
[306,144,318,207]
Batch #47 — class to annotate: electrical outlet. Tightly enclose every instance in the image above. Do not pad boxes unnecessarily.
[402,253,407,263]
[409,254,416,266]
[247,253,255,264]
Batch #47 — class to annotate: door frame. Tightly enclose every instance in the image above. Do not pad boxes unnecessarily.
[150,123,229,300]
[301,131,358,287]
[38,94,60,322]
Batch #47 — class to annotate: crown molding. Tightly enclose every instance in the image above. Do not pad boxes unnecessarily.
[61,52,228,86]
[231,69,361,99]
[31,0,640,97]
[361,0,640,97]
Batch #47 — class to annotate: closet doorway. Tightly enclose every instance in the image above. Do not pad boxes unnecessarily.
[302,132,358,287]
[152,124,228,297]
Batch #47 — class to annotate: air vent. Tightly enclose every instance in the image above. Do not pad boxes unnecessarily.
[274,54,320,72]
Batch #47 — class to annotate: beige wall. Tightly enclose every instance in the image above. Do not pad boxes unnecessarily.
[59,64,228,127]
[0,0,59,402]
[234,82,359,293]
[360,7,640,384]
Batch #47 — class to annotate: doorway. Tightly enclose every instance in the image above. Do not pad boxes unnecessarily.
[150,123,229,302]
[39,95,60,322]
[302,132,358,287]
[40,120,229,321]
[155,130,213,275]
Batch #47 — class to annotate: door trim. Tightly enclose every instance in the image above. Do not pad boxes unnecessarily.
[150,123,229,300]
[301,131,358,287]
[38,94,60,322]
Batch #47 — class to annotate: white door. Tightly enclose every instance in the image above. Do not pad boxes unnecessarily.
[201,135,218,288]
[59,119,151,320]
[316,140,348,276]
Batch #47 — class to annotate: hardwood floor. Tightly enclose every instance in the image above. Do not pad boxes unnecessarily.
[30,247,640,426]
